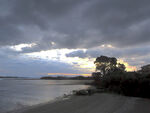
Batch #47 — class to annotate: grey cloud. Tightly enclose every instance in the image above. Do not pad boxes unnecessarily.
[66,45,150,66]
[0,0,150,52]
[0,47,83,77]
[0,0,85,48]
[67,45,150,58]
[82,0,150,47]
[1,0,150,74]
[66,50,87,58]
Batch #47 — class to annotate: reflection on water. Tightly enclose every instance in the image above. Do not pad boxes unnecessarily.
[0,79,90,113]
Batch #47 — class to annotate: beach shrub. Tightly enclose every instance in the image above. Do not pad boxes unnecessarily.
[93,71,150,98]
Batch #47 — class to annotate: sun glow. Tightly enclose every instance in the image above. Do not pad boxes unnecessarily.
[25,48,95,73]
[25,48,137,75]
[71,57,95,72]
[118,59,137,71]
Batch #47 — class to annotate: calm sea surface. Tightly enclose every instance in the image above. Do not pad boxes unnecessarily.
[0,79,90,113]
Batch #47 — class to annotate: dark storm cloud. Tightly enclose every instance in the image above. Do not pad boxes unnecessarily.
[66,45,150,58]
[0,0,85,48]
[1,0,150,51]
[66,45,150,66]
[1,0,150,75]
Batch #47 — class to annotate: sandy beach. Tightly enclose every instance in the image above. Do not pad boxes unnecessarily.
[12,93,150,113]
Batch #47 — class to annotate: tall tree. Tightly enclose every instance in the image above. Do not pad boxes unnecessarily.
[94,56,126,76]
[94,56,117,76]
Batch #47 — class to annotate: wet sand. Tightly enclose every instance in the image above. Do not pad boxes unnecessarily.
[13,93,150,113]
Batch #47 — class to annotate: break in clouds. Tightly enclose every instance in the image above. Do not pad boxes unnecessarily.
[0,0,150,76]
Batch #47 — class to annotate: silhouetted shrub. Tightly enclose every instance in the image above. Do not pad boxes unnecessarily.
[93,71,150,98]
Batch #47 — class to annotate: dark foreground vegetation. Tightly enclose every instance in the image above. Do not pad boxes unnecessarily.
[92,55,150,98]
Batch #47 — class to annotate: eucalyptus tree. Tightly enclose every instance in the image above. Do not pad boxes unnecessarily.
[94,56,125,76]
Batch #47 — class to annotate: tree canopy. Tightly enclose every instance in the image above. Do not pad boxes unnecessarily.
[94,55,125,76]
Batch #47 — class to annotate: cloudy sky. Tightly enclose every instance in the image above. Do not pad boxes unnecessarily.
[0,0,150,77]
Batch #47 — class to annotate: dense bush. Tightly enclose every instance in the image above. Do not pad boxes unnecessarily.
[92,71,150,98]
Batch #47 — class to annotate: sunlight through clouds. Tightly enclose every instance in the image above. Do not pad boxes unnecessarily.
[24,48,95,74]
[100,44,115,48]
[10,43,37,51]
[24,48,137,74]
[118,59,137,72]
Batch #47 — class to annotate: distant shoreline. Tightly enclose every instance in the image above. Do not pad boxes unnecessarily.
[40,76,93,80]
[0,76,93,80]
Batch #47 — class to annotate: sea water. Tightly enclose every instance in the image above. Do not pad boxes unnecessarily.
[0,79,90,113]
